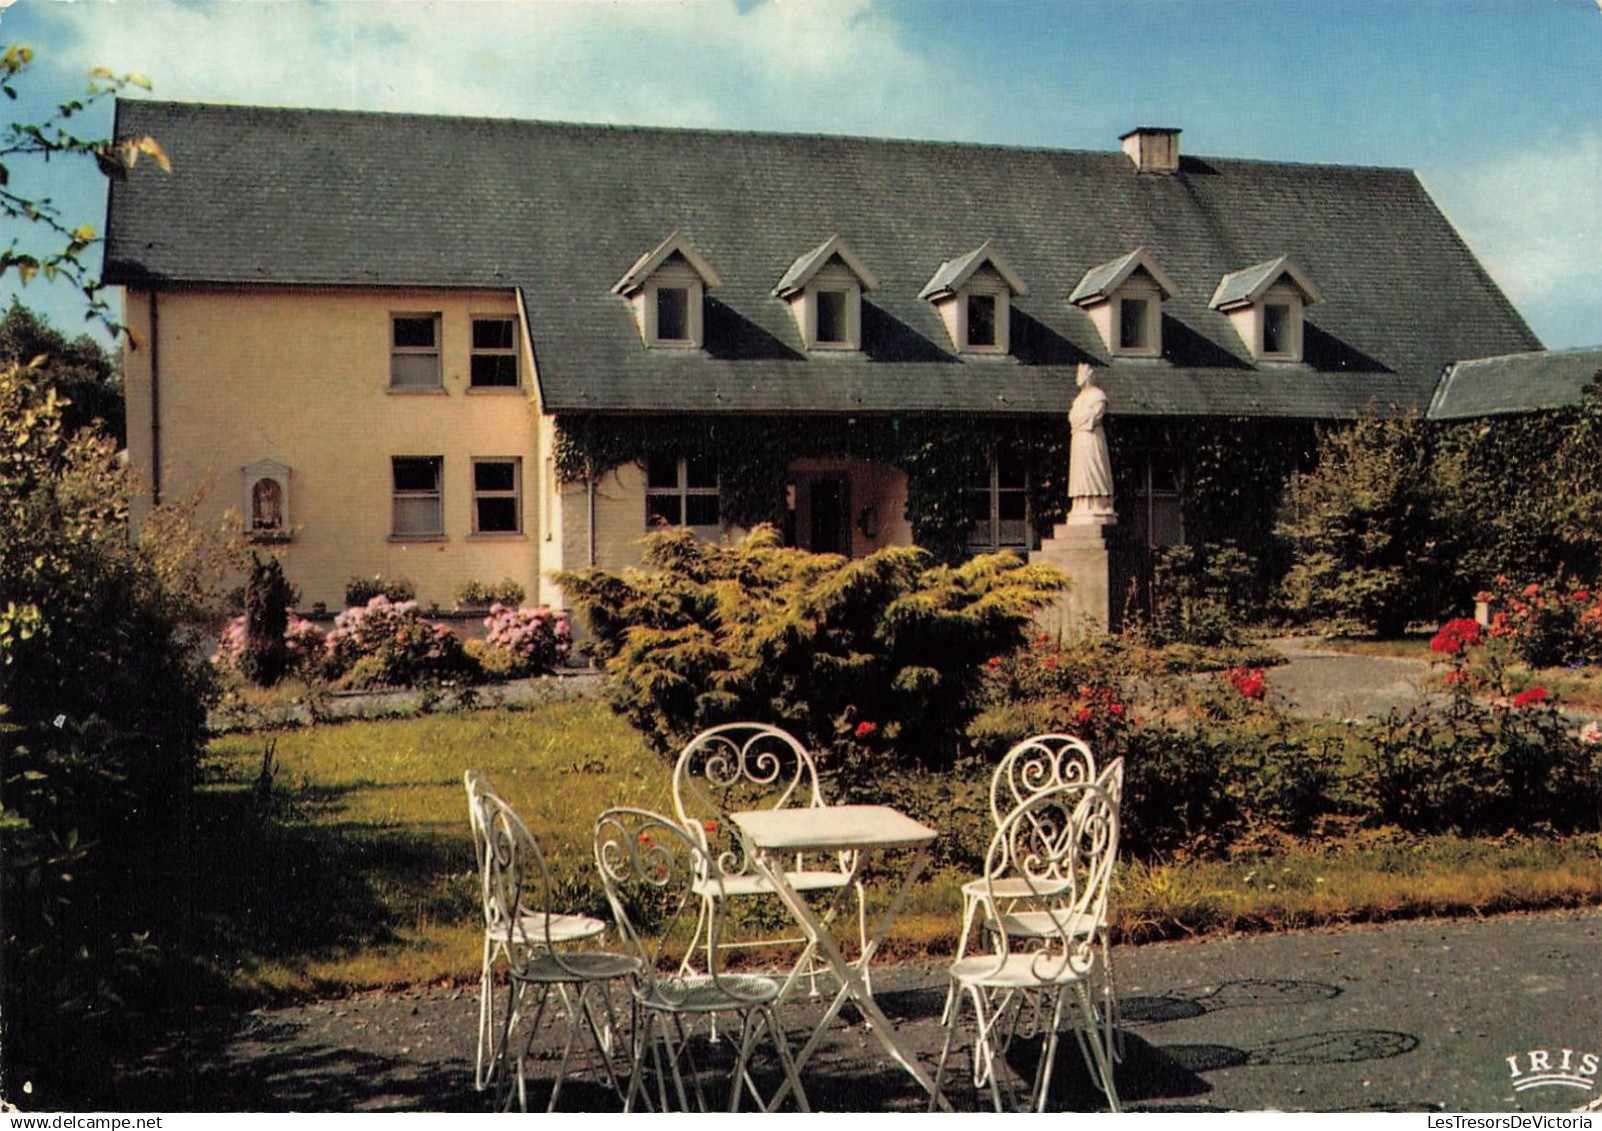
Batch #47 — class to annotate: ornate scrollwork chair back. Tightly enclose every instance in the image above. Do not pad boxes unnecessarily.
[593,807,809,1112]
[671,723,822,877]
[990,733,1098,829]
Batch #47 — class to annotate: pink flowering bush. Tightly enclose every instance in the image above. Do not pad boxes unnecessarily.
[214,609,325,674]
[482,603,572,676]
[324,595,468,687]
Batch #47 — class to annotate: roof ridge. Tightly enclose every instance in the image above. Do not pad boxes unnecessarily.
[114,97,1418,175]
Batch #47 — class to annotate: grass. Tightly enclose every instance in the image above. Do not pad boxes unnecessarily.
[190,699,1602,1001]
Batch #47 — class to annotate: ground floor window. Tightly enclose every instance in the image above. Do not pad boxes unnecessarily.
[392,456,444,538]
[1128,454,1185,548]
[966,450,1031,553]
[645,453,720,534]
[472,457,522,534]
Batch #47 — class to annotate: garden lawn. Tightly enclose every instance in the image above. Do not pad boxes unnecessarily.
[197,701,1602,1000]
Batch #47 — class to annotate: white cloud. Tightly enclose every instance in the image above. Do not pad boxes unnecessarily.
[49,0,971,139]
[1423,131,1602,345]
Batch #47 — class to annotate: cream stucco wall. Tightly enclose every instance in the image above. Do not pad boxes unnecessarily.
[122,286,545,611]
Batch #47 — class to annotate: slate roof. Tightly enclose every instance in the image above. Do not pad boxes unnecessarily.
[1427,347,1602,420]
[103,100,1542,420]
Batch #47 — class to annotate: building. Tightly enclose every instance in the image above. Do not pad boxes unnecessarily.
[103,101,1540,615]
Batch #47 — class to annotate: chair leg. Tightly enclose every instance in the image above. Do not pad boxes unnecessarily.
[930,980,962,1113]
[475,936,495,1091]
[1072,982,1121,1112]
[1030,986,1070,1113]
[1100,931,1124,1062]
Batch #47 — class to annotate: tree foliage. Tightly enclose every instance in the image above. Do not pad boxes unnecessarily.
[1275,414,1459,635]
[1441,376,1602,590]
[557,525,1067,767]
[1,44,169,336]
[1,358,214,1101]
[0,300,123,441]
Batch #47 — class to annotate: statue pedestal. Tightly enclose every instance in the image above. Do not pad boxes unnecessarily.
[1031,521,1130,637]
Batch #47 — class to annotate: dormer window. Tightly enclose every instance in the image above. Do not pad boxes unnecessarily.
[967,294,997,348]
[815,290,848,344]
[920,242,1027,358]
[1210,256,1323,363]
[656,285,690,342]
[773,235,876,353]
[613,230,722,350]
[1070,247,1178,359]
[1119,297,1150,351]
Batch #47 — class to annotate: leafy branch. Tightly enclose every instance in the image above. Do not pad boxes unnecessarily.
[0,45,170,337]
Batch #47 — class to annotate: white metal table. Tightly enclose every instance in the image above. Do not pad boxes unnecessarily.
[729,804,950,1109]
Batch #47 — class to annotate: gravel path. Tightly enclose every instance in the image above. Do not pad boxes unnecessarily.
[103,909,1602,1113]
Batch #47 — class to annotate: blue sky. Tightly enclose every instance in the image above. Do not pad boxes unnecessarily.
[2,0,1599,349]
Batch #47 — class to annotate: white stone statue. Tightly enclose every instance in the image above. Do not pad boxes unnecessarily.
[1067,362,1116,524]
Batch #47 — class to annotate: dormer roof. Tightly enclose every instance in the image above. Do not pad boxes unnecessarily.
[1210,256,1323,311]
[611,229,722,296]
[918,242,1028,300]
[772,234,878,298]
[1069,247,1179,306]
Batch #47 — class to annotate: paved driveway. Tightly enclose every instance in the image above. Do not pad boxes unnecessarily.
[103,909,1602,1113]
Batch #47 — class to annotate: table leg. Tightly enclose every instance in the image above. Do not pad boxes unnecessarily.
[758,844,952,1111]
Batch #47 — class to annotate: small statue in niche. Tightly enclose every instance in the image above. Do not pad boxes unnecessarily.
[252,477,283,531]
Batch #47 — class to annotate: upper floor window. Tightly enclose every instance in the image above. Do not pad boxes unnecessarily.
[920,242,1026,358]
[392,456,444,539]
[613,231,722,350]
[470,317,520,388]
[773,235,876,353]
[645,453,720,534]
[472,457,522,535]
[1070,248,1177,359]
[390,314,442,389]
[967,450,1031,553]
[1210,256,1323,363]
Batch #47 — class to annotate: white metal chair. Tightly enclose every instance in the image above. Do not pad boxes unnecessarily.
[954,739,1124,1058]
[955,734,1099,962]
[594,807,810,1112]
[465,771,637,1111]
[931,783,1122,1112]
[671,723,867,996]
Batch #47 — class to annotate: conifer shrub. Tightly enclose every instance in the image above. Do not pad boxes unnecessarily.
[240,553,294,686]
[557,525,1067,766]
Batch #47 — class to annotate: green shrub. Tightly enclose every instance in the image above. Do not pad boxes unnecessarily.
[1359,677,1602,835]
[0,359,214,1099]
[557,525,1066,766]
[1141,542,1258,647]
[240,554,295,686]
[1277,414,1461,634]
[454,577,526,608]
[344,573,416,607]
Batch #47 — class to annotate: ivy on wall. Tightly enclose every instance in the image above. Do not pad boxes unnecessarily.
[553,413,1072,563]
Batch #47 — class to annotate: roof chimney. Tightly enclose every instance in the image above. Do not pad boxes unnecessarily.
[1120,127,1181,175]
